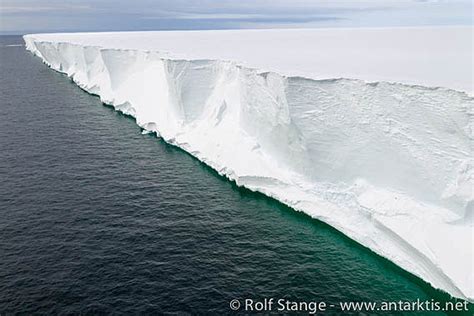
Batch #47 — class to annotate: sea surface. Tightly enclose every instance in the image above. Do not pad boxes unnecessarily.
[0,36,471,315]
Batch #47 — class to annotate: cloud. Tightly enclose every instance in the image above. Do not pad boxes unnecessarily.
[0,1,93,14]
[0,0,472,34]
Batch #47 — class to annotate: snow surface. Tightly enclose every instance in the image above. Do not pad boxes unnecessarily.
[24,27,473,302]
[23,26,473,94]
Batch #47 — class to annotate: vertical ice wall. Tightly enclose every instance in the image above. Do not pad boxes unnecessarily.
[24,35,473,302]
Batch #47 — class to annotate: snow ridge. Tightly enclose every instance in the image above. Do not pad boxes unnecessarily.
[24,35,473,301]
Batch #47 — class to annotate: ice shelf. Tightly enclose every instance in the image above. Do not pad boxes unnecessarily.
[24,26,473,301]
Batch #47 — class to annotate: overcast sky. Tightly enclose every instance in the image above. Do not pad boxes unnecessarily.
[0,0,472,34]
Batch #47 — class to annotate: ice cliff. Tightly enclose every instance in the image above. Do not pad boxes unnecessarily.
[23,27,473,302]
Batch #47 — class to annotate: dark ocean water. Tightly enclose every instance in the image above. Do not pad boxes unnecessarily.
[0,36,471,315]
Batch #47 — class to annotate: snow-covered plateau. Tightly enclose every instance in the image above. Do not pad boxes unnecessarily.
[23,27,473,302]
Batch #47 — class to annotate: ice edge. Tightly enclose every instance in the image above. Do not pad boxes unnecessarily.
[23,34,473,302]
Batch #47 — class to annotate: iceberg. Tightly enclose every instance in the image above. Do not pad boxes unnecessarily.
[24,26,473,302]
